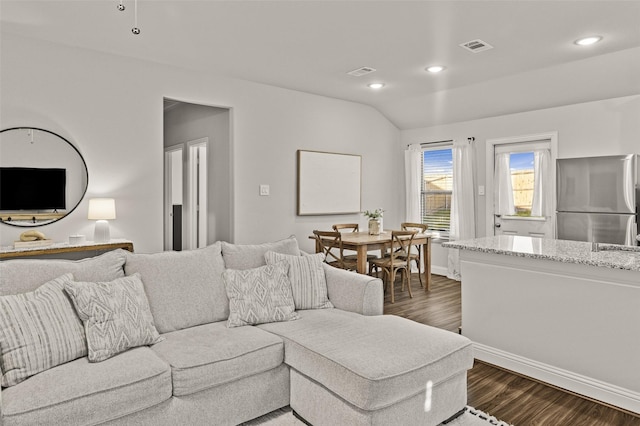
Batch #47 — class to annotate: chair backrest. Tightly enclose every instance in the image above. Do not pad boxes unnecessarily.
[332,223,359,233]
[401,222,427,252]
[401,222,428,233]
[390,230,417,263]
[312,230,346,266]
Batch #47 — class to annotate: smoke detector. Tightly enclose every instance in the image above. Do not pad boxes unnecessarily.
[459,39,494,53]
[347,66,377,77]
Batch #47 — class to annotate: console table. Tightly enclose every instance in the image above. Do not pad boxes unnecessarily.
[0,239,134,260]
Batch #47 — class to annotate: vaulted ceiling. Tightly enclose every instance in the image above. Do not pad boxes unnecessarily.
[2,1,639,129]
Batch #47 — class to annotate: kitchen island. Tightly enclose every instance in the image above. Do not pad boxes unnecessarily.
[444,236,640,414]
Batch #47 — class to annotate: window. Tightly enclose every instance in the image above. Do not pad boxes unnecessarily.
[421,147,452,236]
[509,151,534,216]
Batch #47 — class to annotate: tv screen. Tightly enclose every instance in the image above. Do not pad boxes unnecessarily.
[0,167,66,210]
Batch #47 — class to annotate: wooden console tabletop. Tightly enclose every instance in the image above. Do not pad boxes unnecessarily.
[0,239,134,260]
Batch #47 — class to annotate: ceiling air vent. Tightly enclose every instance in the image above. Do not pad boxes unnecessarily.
[347,66,377,77]
[459,39,493,53]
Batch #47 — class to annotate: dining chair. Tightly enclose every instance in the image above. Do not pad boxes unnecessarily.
[400,222,428,288]
[369,230,417,303]
[332,223,378,273]
[312,230,358,271]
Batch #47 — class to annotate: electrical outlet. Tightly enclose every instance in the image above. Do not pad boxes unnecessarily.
[259,184,270,196]
[478,185,485,196]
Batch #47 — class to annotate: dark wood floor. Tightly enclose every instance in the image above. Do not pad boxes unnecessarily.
[383,274,640,426]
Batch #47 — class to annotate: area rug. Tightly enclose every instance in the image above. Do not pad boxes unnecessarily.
[241,406,513,426]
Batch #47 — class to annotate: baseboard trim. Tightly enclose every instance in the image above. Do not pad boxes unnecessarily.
[431,266,448,276]
[472,342,640,414]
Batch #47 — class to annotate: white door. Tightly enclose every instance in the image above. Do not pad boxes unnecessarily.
[187,138,208,249]
[486,133,557,239]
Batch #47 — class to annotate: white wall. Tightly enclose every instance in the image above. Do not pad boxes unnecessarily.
[402,94,640,272]
[0,34,400,253]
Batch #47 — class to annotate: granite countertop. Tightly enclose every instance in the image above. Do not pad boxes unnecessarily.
[443,236,640,272]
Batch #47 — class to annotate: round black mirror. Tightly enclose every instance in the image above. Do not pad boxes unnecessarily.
[0,127,88,227]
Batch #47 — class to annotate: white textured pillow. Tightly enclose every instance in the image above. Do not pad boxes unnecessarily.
[64,273,163,362]
[223,262,298,328]
[221,236,300,270]
[0,273,87,387]
[264,251,333,310]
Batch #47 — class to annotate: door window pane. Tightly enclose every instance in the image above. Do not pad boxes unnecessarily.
[510,152,534,216]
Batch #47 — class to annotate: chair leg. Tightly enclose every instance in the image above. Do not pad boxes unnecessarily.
[405,268,413,299]
[416,254,423,288]
[390,268,395,304]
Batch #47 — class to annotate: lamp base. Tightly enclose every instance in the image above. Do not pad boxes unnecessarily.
[94,220,111,243]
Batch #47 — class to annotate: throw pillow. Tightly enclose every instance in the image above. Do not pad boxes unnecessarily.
[221,235,300,270]
[0,273,87,387]
[64,273,163,362]
[223,262,298,328]
[264,251,333,310]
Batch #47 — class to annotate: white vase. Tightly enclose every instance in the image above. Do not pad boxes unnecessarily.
[368,218,381,235]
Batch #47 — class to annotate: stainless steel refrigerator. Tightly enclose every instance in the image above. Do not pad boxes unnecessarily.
[556,154,639,246]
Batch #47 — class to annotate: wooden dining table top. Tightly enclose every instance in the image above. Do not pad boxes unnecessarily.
[338,230,432,245]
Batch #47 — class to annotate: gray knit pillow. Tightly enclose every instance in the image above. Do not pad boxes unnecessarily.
[64,273,163,362]
[223,262,298,328]
[0,273,87,387]
[264,251,333,310]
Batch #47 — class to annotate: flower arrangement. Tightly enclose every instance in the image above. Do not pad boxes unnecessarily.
[362,208,384,220]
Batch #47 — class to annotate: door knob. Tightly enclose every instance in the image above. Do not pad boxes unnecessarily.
[495,223,501,228]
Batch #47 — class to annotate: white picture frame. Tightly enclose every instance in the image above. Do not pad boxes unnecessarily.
[297,150,361,216]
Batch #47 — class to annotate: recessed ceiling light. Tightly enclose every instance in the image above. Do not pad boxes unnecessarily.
[368,83,385,89]
[575,36,602,46]
[426,65,446,73]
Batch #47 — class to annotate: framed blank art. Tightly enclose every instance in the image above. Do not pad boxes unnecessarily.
[297,150,361,215]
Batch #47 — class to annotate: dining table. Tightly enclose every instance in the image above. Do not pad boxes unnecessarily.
[313,230,433,291]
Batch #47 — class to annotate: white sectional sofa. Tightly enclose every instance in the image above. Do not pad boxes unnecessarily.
[0,237,473,425]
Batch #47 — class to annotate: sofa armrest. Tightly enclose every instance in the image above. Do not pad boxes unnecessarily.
[323,264,383,316]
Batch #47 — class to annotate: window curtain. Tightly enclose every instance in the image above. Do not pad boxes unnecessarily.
[531,149,552,217]
[447,142,475,281]
[494,152,515,216]
[405,144,422,223]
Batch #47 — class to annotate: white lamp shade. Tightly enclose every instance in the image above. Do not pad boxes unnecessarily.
[88,198,116,220]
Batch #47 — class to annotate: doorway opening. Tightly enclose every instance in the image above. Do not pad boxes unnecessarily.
[485,132,558,239]
[163,99,233,251]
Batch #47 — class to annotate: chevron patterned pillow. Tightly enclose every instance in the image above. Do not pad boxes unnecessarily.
[223,262,298,328]
[64,273,163,362]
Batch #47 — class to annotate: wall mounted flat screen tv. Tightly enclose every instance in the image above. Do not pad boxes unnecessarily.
[0,167,66,210]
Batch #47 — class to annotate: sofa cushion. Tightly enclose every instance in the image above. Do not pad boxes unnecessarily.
[64,273,163,362]
[221,235,299,270]
[223,262,298,328]
[258,309,473,411]
[0,273,86,387]
[1,347,171,426]
[264,251,333,310]
[124,242,227,334]
[151,321,284,396]
[0,249,126,296]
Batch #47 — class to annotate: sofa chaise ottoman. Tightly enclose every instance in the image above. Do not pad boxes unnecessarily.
[0,236,472,425]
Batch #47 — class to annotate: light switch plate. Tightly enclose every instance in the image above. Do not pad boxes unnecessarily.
[259,184,270,196]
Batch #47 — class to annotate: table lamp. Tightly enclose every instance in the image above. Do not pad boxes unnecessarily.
[88,198,116,243]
